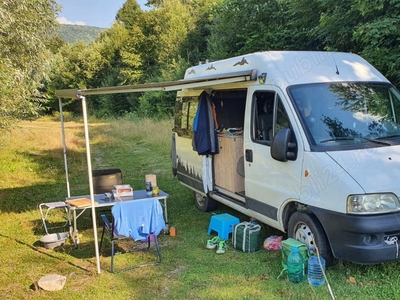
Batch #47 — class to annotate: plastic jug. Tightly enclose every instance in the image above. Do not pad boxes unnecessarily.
[287,246,305,283]
[308,254,326,286]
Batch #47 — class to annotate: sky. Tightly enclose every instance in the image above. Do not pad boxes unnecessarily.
[57,0,149,28]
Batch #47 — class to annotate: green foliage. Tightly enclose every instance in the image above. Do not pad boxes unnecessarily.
[116,0,144,30]
[151,0,191,66]
[179,0,220,63]
[0,0,60,130]
[137,91,176,118]
[207,0,322,59]
[352,0,400,85]
[283,0,324,50]
[57,24,104,44]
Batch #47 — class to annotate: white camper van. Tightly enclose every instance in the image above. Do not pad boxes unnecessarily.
[171,51,400,265]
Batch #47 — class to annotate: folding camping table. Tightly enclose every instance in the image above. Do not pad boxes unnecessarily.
[65,189,169,247]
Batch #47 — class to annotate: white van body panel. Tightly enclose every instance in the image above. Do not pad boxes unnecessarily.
[300,152,365,213]
[175,134,203,187]
[327,146,400,194]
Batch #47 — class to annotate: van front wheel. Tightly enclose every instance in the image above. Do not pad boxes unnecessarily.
[288,212,334,266]
[194,192,217,212]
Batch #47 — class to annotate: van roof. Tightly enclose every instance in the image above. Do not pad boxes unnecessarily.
[185,51,389,88]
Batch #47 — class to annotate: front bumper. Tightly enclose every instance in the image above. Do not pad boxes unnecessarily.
[310,206,400,264]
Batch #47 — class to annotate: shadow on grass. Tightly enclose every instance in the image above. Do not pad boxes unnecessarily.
[0,183,73,213]
[0,146,90,214]
[0,121,118,214]
[0,232,93,272]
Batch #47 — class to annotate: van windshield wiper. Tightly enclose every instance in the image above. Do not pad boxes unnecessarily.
[320,137,355,143]
[320,136,392,145]
[362,137,391,146]
[376,134,400,140]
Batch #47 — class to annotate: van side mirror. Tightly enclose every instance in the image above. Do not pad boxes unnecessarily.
[271,128,297,162]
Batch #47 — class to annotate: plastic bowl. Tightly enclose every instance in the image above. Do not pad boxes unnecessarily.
[40,232,69,249]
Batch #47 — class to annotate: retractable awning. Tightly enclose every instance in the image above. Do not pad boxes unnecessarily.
[55,69,258,98]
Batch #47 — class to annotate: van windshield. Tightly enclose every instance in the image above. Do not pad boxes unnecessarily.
[288,82,400,149]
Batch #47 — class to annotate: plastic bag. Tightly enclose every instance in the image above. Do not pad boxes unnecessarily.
[263,235,283,251]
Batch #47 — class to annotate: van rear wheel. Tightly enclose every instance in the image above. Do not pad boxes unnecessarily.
[194,192,217,212]
[288,212,334,266]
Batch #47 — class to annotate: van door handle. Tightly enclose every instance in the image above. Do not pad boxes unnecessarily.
[245,149,253,162]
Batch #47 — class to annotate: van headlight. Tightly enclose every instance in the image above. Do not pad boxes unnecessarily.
[347,193,400,214]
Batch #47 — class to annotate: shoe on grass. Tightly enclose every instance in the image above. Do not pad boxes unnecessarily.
[206,236,220,249]
[216,240,227,254]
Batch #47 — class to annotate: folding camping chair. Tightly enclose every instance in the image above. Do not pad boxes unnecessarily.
[99,198,165,273]
[39,201,71,235]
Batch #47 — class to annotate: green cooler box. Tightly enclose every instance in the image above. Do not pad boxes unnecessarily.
[232,221,261,252]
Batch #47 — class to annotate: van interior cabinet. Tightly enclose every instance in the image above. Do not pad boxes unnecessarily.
[214,135,244,193]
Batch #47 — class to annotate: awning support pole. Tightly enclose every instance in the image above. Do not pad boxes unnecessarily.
[79,94,101,274]
[58,97,71,198]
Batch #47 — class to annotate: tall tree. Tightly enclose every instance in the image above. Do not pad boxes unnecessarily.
[206,0,292,59]
[0,0,60,129]
[93,23,144,116]
[180,0,221,63]
[284,0,324,50]
[49,40,110,114]
[352,0,400,86]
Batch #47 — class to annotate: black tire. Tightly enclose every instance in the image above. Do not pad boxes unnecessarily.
[288,211,334,266]
[194,191,218,212]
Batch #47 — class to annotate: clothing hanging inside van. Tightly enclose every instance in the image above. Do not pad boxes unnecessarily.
[192,91,219,156]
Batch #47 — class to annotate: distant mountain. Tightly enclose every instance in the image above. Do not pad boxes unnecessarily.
[57,24,105,44]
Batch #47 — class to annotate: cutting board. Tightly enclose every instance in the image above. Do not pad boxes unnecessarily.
[65,198,98,208]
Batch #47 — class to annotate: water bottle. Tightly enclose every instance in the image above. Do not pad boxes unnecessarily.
[287,246,305,283]
[308,254,326,286]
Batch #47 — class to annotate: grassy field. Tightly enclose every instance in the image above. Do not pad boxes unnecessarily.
[1,116,400,299]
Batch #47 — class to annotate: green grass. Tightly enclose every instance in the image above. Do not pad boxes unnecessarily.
[1,117,400,299]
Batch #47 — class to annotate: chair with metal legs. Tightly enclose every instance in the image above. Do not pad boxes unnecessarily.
[99,198,165,273]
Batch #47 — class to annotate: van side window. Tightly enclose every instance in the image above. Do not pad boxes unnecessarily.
[275,96,290,133]
[253,91,275,143]
[174,96,198,138]
[252,92,292,144]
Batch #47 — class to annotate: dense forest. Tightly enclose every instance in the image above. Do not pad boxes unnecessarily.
[1,0,400,129]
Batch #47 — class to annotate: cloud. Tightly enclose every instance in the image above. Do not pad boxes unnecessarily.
[57,17,86,26]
